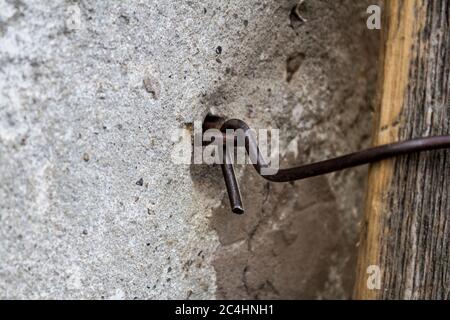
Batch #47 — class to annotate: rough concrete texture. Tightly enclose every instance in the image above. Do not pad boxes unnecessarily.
[0,0,379,299]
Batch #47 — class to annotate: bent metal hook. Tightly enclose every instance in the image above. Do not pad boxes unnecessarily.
[203,116,450,215]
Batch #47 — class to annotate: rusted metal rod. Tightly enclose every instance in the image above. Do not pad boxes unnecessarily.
[206,118,450,215]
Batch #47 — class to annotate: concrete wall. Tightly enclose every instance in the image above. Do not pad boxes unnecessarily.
[0,0,379,299]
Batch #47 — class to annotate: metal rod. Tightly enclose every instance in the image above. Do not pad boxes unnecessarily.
[209,118,450,214]
[221,146,244,215]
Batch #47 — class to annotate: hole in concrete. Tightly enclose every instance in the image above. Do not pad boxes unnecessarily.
[189,113,225,210]
[202,113,224,132]
[286,53,306,83]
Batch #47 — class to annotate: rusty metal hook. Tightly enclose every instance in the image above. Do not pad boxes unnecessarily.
[203,116,450,215]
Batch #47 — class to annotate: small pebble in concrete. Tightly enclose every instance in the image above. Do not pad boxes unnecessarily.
[136,178,144,186]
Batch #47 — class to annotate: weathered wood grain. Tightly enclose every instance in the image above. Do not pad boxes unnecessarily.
[355,0,450,299]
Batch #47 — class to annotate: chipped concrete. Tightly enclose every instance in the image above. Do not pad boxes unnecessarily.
[0,0,379,299]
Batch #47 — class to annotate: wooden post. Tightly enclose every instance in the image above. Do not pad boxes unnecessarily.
[354,0,450,299]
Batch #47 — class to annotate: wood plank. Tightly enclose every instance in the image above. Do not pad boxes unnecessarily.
[354,0,450,299]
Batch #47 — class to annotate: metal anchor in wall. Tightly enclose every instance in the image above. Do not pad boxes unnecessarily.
[203,115,450,215]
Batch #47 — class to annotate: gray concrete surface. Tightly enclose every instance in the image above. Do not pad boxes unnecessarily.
[0,0,379,299]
